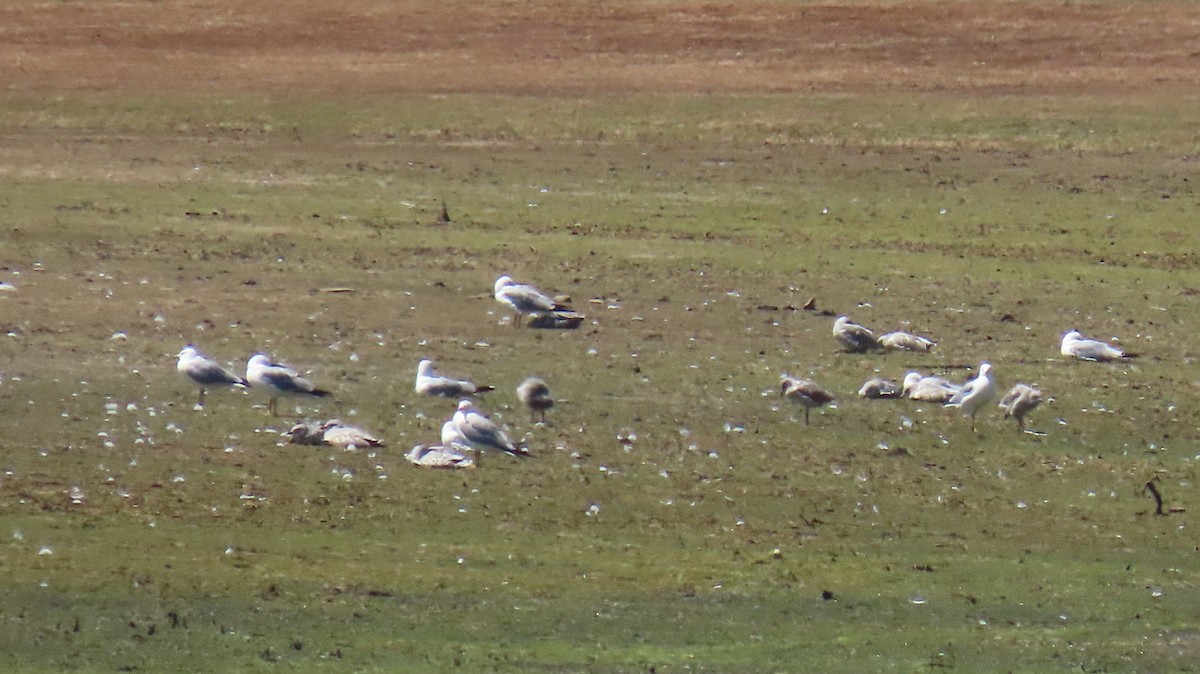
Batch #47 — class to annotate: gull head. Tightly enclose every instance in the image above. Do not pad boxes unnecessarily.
[417,359,434,376]
[494,275,515,294]
[177,345,198,360]
[901,372,922,396]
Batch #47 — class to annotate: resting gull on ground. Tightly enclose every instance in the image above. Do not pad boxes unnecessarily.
[176,345,248,407]
[879,331,936,352]
[833,316,883,353]
[1060,330,1134,362]
[858,377,901,399]
[901,372,962,403]
[246,353,331,416]
[415,359,494,398]
[406,444,475,469]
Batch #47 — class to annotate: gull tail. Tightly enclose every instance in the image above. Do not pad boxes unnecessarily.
[311,388,333,398]
[475,385,496,394]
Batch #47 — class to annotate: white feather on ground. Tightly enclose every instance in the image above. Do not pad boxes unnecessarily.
[945,362,996,432]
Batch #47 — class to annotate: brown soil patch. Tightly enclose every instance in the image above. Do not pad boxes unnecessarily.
[2,0,1198,97]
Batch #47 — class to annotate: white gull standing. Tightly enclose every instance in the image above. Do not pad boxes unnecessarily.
[1060,330,1134,362]
[176,345,248,407]
[945,362,996,432]
[415,359,494,398]
[246,353,331,416]
[450,399,531,467]
[494,274,570,327]
[833,316,883,353]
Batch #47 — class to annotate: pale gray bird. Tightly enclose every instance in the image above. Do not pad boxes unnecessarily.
[833,316,883,353]
[176,345,248,406]
[493,274,570,327]
[998,383,1043,432]
[516,376,554,422]
[406,444,475,469]
[945,363,996,432]
[318,419,384,450]
[879,331,936,352]
[780,374,835,426]
[283,420,383,450]
[414,359,493,398]
[450,399,532,467]
[1060,330,1133,362]
[901,372,962,403]
[246,353,331,416]
[858,377,901,399]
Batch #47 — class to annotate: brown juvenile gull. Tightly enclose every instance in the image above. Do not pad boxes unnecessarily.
[780,375,835,426]
[998,383,1043,432]
[516,376,554,423]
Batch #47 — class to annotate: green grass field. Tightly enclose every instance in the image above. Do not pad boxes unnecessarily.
[1,90,1199,672]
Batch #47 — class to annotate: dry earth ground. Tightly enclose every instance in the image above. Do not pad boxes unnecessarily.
[2,0,1199,97]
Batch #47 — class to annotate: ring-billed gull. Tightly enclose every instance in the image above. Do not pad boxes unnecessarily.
[285,420,384,449]
[858,377,901,399]
[494,274,570,328]
[1060,330,1133,362]
[998,383,1043,432]
[780,375,835,426]
[945,363,996,432]
[176,345,248,406]
[901,372,962,403]
[246,353,331,416]
[415,359,494,398]
[879,331,936,352]
[451,399,532,467]
[833,316,883,353]
[406,444,475,469]
[516,376,554,423]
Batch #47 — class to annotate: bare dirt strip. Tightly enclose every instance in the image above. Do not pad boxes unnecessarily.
[2,0,1198,97]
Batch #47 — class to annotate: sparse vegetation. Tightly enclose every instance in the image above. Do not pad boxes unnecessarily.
[2,1,1200,671]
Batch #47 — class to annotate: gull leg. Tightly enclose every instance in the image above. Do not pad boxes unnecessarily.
[804,408,810,426]
[198,388,206,407]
